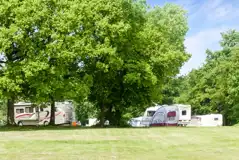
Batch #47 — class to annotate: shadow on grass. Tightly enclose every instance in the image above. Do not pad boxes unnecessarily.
[0,125,152,132]
[1,124,221,132]
[0,125,207,132]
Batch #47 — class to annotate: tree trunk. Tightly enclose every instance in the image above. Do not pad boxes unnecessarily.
[49,97,55,126]
[105,105,113,125]
[223,114,226,126]
[7,98,15,125]
[99,105,105,127]
[115,109,122,126]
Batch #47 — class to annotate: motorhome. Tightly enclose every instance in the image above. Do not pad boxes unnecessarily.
[150,104,191,127]
[129,105,162,127]
[14,101,75,126]
[187,114,223,127]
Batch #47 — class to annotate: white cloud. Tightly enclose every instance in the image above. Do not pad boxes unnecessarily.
[180,28,223,75]
[188,0,239,22]
[206,4,239,21]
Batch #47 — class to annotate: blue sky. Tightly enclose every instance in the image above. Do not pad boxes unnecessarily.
[146,0,239,75]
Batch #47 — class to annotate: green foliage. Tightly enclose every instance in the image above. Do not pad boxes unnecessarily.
[81,1,190,126]
[220,30,239,48]
[0,100,6,121]
[0,0,94,125]
[74,100,98,126]
[161,76,186,105]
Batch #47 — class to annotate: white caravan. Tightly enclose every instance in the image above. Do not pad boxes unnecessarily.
[177,104,192,126]
[187,114,223,127]
[85,118,109,127]
[14,101,75,126]
[150,104,191,127]
[129,105,162,127]
[85,118,98,127]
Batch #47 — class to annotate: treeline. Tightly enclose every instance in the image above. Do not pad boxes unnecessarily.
[0,0,189,126]
[162,30,239,126]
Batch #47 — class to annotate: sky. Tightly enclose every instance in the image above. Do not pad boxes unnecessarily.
[146,0,239,75]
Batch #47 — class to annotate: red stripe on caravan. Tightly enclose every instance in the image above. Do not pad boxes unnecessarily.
[150,123,178,127]
[39,112,62,122]
[16,113,34,118]
[55,112,61,116]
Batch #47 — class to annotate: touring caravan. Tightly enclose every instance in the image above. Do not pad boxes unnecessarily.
[14,101,75,126]
[129,105,162,127]
[177,104,192,126]
[85,118,98,127]
[187,114,223,127]
[150,104,191,127]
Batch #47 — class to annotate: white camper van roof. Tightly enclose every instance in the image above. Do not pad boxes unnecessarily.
[14,102,32,106]
[14,101,74,108]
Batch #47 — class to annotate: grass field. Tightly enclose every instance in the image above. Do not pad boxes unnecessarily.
[0,126,239,160]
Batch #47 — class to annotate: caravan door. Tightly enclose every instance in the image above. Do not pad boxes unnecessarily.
[150,107,166,126]
[150,112,165,126]
[55,107,65,125]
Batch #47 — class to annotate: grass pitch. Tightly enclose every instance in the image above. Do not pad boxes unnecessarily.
[0,126,239,160]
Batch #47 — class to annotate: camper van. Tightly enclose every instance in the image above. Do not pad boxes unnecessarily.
[150,104,191,127]
[129,105,162,127]
[14,101,75,126]
[187,114,223,127]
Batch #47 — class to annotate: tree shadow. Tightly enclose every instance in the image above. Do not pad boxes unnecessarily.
[0,125,149,132]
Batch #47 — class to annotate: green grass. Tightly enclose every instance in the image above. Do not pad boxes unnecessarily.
[0,126,239,160]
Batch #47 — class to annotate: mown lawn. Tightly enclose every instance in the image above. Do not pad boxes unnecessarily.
[0,126,239,160]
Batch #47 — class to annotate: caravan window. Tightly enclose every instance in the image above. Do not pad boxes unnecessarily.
[214,118,219,121]
[16,109,24,114]
[167,111,176,117]
[147,111,156,117]
[25,107,34,113]
[182,110,187,115]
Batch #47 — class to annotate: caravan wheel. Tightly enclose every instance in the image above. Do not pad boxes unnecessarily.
[44,121,49,126]
[18,121,23,126]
